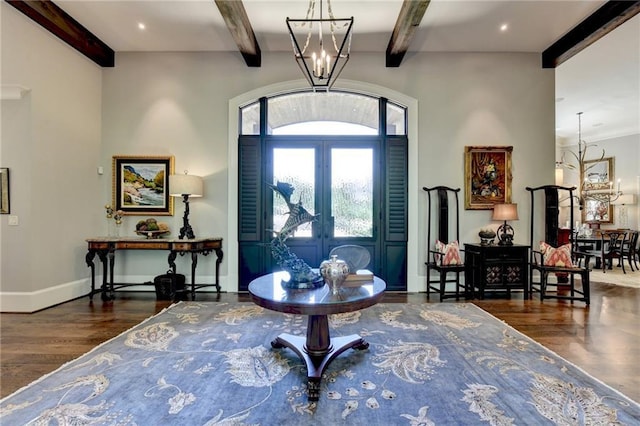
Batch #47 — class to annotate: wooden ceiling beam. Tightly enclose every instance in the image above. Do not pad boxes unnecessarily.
[214,0,261,67]
[542,0,640,68]
[386,0,431,67]
[6,0,115,67]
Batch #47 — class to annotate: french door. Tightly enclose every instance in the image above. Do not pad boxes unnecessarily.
[268,138,380,270]
[238,94,408,291]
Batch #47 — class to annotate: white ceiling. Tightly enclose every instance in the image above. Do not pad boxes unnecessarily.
[54,0,639,144]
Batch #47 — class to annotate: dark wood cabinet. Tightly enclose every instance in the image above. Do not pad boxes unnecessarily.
[464,243,529,299]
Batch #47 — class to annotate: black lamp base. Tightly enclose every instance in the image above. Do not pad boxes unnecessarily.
[497,222,514,245]
[178,195,196,240]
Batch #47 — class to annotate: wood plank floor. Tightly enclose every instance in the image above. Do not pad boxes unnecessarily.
[1,281,639,402]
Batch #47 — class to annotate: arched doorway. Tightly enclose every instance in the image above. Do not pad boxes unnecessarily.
[227,80,420,292]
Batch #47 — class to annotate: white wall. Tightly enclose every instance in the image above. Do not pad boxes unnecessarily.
[1,4,556,310]
[1,3,103,312]
[103,50,554,293]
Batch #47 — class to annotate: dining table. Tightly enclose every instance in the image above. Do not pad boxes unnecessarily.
[572,229,634,270]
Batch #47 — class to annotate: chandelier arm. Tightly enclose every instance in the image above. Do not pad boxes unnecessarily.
[288,0,352,90]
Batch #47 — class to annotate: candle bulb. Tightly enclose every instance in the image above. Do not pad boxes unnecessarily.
[617,178,621,193]
[312,52,317,76]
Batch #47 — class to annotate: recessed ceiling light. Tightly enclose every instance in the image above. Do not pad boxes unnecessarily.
[138,22,146,31]
[500,23,508,32]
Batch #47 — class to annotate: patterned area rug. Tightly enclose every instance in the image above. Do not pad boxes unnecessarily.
[2,302,639,425]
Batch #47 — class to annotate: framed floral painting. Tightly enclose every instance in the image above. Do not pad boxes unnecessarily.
[464,146,512,210]
[112,155,174,215]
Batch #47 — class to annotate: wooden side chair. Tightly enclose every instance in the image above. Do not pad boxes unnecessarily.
[526,185,590,305]
[622,230,639,271]
[423,186,467,301]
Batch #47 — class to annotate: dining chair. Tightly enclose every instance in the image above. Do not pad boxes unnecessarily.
[621,230,639,271]
[585,231,627,274]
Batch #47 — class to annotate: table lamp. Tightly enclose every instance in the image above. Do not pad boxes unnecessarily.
[169,171,203,239]
[492,203,518,245]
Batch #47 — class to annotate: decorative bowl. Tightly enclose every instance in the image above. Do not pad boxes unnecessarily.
[479,230,496,245]
[135,230,170,239]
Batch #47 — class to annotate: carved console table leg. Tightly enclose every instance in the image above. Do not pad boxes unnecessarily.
[85,250,97,300]
[168,251,178,273]
[214,248,223,293]
[107,249,116,300]
[191,252,198,300]
[96,251,111,302]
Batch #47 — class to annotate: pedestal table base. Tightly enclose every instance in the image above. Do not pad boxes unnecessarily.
[271,332,369,401]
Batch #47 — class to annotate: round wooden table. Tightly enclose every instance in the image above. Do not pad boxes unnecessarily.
[248,271,386,401]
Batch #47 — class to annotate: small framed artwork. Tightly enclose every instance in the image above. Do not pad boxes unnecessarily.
[464,146,513,210]
[1,168,9,214]
[112,155,174,215]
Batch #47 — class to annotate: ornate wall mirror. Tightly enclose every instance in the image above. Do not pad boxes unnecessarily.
[580,157,614,223]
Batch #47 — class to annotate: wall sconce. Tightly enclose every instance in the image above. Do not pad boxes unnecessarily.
[492,203,519,245]
[169,171,203,239]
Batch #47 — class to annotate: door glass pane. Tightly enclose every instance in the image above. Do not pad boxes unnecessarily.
[240,101,260,135]
[267,91,379,135]
[386,101,406,135]
[273,148,315,237]
[332,148,373,237]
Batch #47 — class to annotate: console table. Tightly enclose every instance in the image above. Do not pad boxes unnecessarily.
[464,243,529,299]
[86,237,223,301]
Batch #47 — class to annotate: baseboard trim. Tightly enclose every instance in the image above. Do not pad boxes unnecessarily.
[0,275,231,313]
[0,279,89,313]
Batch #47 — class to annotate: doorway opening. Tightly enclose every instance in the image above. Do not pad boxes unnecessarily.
[237,89,409,291]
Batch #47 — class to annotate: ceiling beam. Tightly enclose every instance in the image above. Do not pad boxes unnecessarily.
[5,0,115,67]
[214,0,261,67]
[542,0,640,68]
[386,0,431,67]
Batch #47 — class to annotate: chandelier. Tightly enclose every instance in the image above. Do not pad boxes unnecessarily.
[563,112,622,210]
[286,0,353,91]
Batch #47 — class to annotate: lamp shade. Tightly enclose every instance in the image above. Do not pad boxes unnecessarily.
[492,203,518,221]
[611,194,636,205]
[169,174,203,197]
[555,168,564,186]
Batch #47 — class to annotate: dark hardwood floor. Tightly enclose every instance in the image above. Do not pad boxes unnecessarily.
[1,281,639,402]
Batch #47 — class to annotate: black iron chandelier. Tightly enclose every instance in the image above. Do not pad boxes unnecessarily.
[286,0,353,91]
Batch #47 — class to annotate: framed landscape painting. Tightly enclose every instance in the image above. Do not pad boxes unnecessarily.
[464,146,512,210]
[112,155,174,215]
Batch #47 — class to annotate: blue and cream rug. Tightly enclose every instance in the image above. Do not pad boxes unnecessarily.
[1,302,639,425]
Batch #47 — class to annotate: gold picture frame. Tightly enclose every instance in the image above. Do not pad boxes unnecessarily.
[464,146,513,210]
[581,157,614,223]
[112,155,174,215]
[0,168,9,214]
